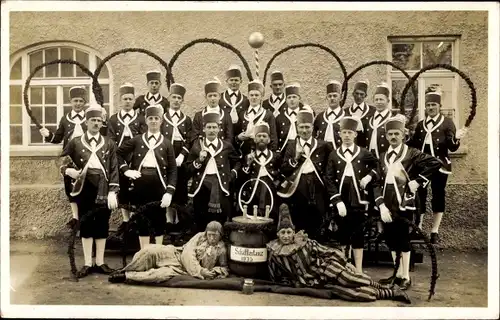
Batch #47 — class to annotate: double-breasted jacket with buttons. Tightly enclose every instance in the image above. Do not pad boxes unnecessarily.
[324,145,379,207]
[314,108,345,150]
[116,133,177,194]
[364,110,395,159]
[344,102,376,148]
[107,110,146,147]
[277,138,332,198]
[46,112,88,148]
[160,110,193,157]
[408,114,459,174]
[185,138,242,197]
[133,93,169,116]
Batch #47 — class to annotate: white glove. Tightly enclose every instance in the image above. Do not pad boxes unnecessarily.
[336,202,347,217]
[408,180,420,194]
[176,154,185,167]
[107,191,118,210]
[124,170,141,180]
[456,128,468,140]
[379,203,393,223]
[360,175,372,189]
[39,127,50,138]
[65,168,81,179]
[160,192,172,208]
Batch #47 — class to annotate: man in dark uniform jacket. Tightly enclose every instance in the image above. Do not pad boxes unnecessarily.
[117,105,177,249]
[108,83,146,228]
[133,70,169,116]
[374,115,441,290]
[185,112,241,232]
[262,70,287,117]
[59,105,119,278]
[278,109,332,239]
[192,79,234,145]
[235,79,278,157]
[363,83,395,236]
[408,91,468,244]
[344,80,375,148]
[39,86,89,223]
[160,83,193,227]
[276,82,314,155]
[219,64,250,130]
[314,80,346,150]
[324,117,379,273]
[240,122,281,223]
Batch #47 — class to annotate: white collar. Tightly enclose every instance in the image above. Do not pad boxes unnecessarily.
[206,105,220,113]
[353,102,364,108]
[287,107,299,115]
[299,137,313,147]
[341,144,355,153]
[86,131,100,141]
[374,108,390,117]
[426,114,440,123]
[147,131,161,140]
[327,106,342,115]
[248,104,261,113]
[271,93,284,100]
[146,92,160,99]
[387,143,402,155]
[228,89,239,96]
[257,148,269,156]
[120,109,135,117]
[169,108,182,117]
[71,110,85,118]
[205,137,219,148]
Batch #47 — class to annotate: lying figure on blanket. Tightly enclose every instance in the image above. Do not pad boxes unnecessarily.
[109,221,229,283]
[266,204,411,304]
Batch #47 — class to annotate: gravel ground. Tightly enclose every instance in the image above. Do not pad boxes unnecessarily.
[8,239,488,308]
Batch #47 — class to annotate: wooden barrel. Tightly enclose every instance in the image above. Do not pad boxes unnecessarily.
[227,216,273,280]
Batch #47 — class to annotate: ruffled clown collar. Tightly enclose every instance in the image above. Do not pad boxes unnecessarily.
[266,230,309,256]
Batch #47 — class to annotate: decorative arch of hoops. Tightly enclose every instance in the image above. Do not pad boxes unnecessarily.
[24,38,477,299]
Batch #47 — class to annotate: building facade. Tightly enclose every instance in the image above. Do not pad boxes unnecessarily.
[8,11,488,249]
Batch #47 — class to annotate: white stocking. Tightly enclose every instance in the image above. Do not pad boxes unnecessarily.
[82,237,93,267]
[431,212,443,233]
[95,238,106,266]
[391,251,403,278]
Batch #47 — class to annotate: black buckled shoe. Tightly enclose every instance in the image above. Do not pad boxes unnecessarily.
[430,232,440,244]
[108,272,126,283]
[94,264,115,274]
[392,284,412,304]
[399,277,412,290]
[77,265,93,278]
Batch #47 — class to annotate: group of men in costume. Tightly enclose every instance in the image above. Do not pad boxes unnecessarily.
[39,63,468,298]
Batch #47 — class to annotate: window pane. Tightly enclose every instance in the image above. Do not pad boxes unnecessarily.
[423,78,454,118]
[61,48,74,77]
[44,87,57,104]
[10,126,23,145]
[10,106,22,124]
[391,79,419,127]
[45,106,58,124]
[30,125,44,144]
[10,58,22,80]
[30,106,42,125]
[75,50,89,77]
[96,56,109,79]
[391,43,421,70]
[101,84,109,104]
[30,87,43,105]
[29,50,44,78]
[10,85,22,105]
[45,48,59,77]
[423,42,453,68]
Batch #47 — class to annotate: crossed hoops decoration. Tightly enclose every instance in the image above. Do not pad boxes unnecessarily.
[23,37,478,300]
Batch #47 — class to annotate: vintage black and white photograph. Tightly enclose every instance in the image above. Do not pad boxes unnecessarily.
[1,1,499,319]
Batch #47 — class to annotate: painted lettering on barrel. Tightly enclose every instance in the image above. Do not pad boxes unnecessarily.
[230,245,267,263]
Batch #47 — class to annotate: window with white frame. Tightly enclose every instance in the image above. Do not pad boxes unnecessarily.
[388,36,460,130]
[9,42,112,153]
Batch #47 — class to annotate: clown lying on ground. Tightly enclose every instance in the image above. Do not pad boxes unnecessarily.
[266,204,411,304]
[109,221,228,283]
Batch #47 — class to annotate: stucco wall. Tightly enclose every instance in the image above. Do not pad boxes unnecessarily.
[8,11,489,244]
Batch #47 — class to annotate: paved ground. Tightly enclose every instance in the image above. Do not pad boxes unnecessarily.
[9,239,487,307]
